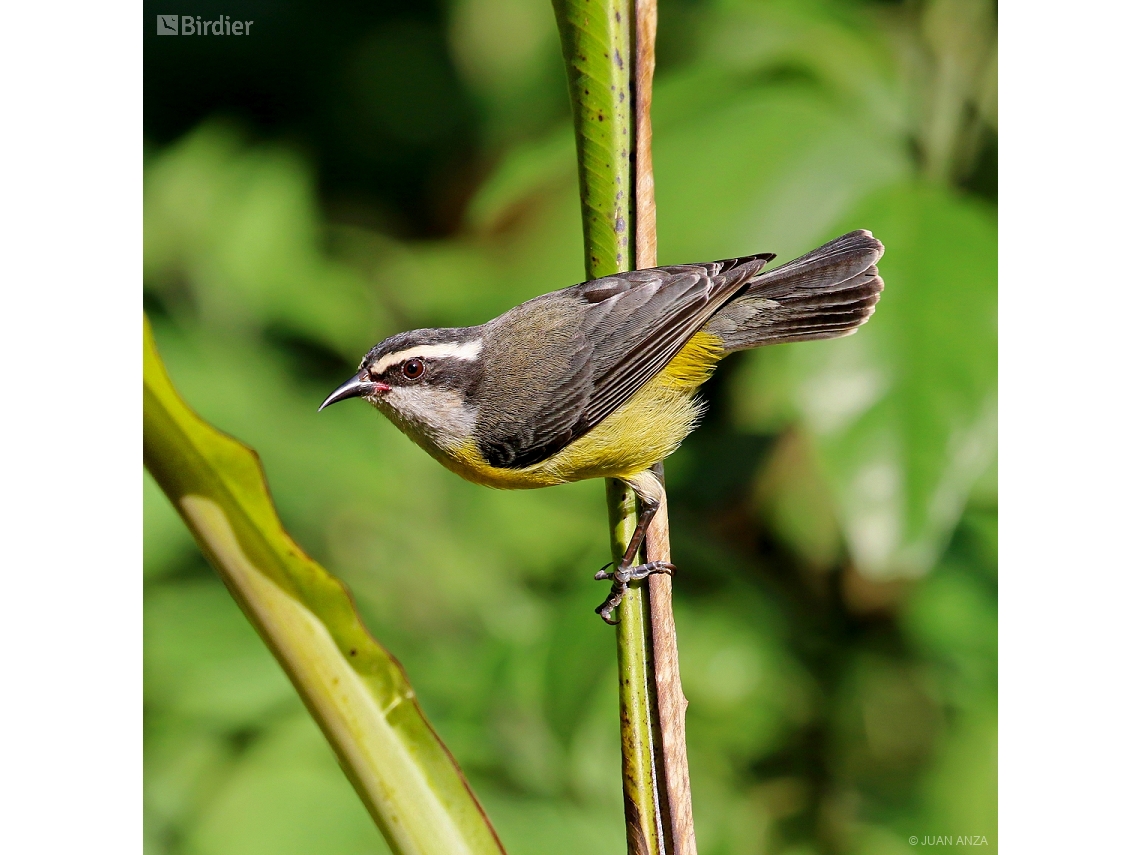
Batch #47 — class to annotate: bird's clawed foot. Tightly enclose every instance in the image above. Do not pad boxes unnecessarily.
[593,560,676,625]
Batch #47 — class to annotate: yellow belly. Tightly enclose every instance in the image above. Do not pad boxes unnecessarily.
[441,331,725,488]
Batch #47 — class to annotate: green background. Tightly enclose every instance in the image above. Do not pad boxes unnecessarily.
[143,0,997,853]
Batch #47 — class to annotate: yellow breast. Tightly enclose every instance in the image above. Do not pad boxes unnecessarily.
[440,331,725,488]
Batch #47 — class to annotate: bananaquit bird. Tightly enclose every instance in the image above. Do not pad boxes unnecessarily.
[320,230,884,622]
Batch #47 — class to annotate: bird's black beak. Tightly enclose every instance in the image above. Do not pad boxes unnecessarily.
[319,372,388,412]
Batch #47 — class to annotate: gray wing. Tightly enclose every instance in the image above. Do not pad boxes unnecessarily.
[474,254,773,469]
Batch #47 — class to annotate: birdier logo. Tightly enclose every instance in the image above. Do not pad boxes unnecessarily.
[156,15,255,36]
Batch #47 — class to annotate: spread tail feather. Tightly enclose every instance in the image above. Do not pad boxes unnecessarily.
[704,230,884,352]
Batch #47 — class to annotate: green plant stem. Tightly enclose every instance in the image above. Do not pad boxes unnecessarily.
[552,0,634,279]
[607,480,668,855]
[551,0,673,852]
[143,317,506,855]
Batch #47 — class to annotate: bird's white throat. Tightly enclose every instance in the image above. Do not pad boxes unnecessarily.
[377,385,477,451]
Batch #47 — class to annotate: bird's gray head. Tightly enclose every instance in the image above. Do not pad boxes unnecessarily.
[319,326,484,452]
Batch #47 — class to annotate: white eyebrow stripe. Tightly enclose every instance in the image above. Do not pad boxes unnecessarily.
[371,339,483,374]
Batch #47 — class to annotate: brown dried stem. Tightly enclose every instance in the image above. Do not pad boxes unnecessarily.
[634,1,696,851]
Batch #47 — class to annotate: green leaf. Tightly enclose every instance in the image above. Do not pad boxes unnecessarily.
[733,182,997,579]
[143,317,506,855]
[652,83,908,263]
[695,0,907,138]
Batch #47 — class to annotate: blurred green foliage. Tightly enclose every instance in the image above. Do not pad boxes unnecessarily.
[144,0,996,853]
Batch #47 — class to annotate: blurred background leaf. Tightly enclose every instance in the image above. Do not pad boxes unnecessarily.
[144,0,996,852]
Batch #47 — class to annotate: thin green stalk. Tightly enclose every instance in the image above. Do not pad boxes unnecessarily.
[551,0,669,852]
[552,0,634,278]
[143,318,505,855]
[608,480,667,855]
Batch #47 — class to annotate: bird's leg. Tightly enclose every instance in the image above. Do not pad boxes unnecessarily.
[595,480,676,624]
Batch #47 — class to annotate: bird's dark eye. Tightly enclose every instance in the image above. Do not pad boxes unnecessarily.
[402,358,425,380]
